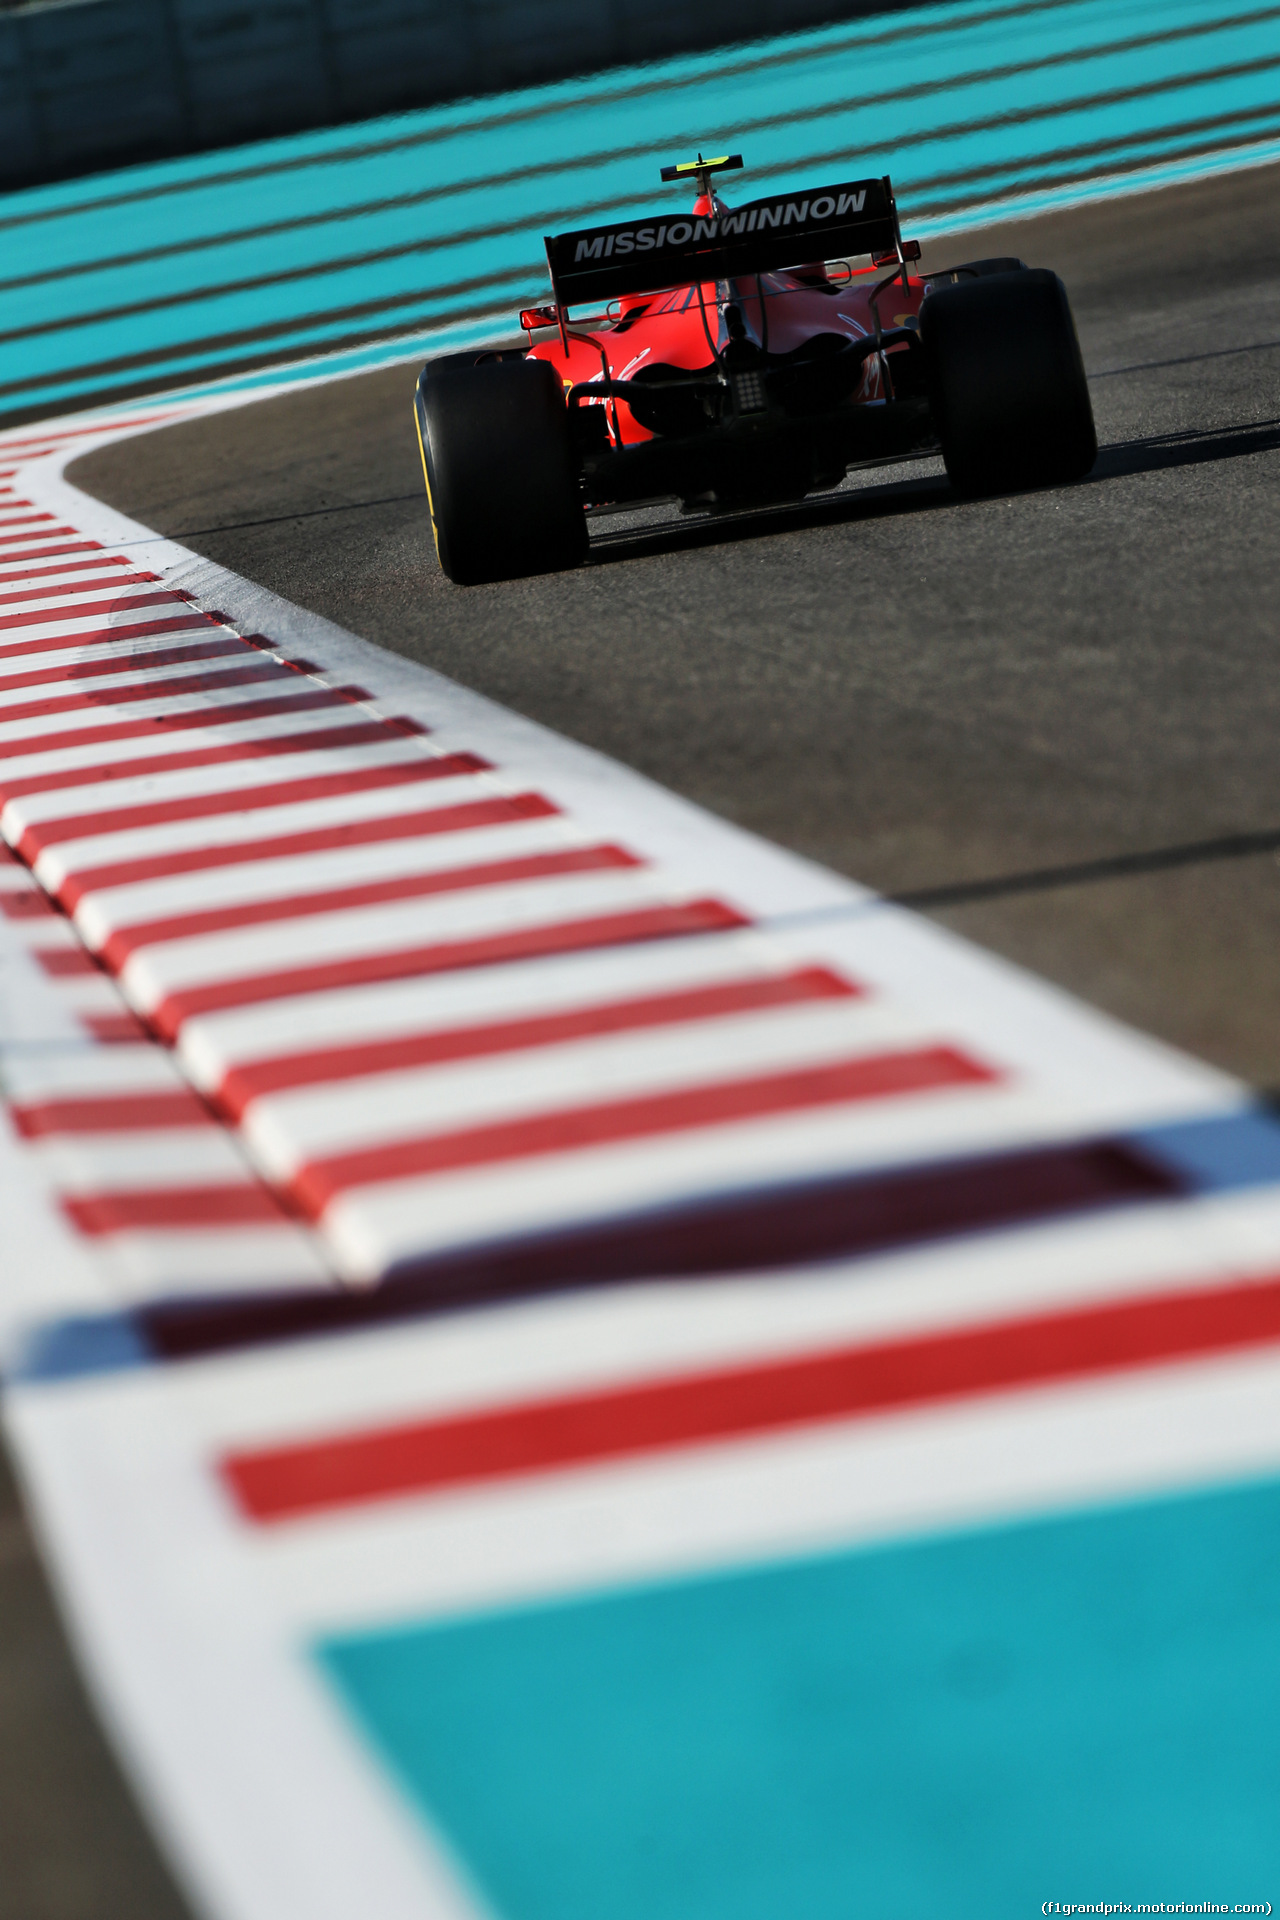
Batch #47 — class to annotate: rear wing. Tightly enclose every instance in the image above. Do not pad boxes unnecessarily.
[544,177,900,310]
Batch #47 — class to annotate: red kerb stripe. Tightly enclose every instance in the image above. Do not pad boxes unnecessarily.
[57,792,558,903]
[149,898,748,1039]
[0,543,102,566]
[0,888,55,918]
[37,946,99,976]
[0,556,131,588]
[0,658,293,727]
[80,1010,148,1042]
[0,637,244,693]
[0,702,387,792]
[221,1271,1280,1521]
[0,412,185,449]
[0,527,75,548]
[13,752,490,852]
[0,514,55,533]
[0,614,215,661]
[64,1184,289,1232]
[0,591,188,631]
[290,1044,992,1212]
[11,1088,214,1135]
[0,572,162,610]
[218,967,859,1115]
[102,844,643,962]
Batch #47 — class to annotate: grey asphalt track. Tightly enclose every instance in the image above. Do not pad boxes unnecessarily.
[10,159,1277,1920]
[0,1446,190,1920]
[73,160,1280,1088]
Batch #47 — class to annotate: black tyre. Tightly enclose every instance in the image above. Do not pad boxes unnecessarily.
[414,355,588,585]
[921,268,1096,495]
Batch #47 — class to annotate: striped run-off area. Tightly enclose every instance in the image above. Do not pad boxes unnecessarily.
[4,0,1280,420]
[3,404,1275,1340]
[5,399,1280,1917]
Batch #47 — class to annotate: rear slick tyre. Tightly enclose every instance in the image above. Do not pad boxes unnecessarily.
[414,356,588,585]
[921,268,1097,496]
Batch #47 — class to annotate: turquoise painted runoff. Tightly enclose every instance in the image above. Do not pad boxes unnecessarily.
[321,1473,1280,1918]
[3,0,1280,419]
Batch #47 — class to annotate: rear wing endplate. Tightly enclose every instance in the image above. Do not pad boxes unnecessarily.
[545,177,899,309]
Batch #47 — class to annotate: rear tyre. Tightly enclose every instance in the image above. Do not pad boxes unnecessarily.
[921,268,1096,495]
[414,356,588,585]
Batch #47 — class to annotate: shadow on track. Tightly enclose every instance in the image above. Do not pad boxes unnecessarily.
[1090,413,1280,481]
[893,824,1280,910]
[173,490,421,539]
[163,415,1280,562]
[1089,338,1280,381]
[586,468,951,566]
[588,414,1280,566]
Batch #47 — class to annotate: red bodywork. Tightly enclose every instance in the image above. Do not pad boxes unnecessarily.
[527,191,925,451]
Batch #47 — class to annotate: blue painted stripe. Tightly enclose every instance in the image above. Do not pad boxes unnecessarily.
[1137,1109,1280,1193]
[4,0,1280,418]
[10,1313,154,1382]
[318,1470,1280,1918]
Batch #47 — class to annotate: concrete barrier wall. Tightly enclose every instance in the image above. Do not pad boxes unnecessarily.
[0,0,891,187]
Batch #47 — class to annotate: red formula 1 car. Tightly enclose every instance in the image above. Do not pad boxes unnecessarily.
[413,153,1096,585]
